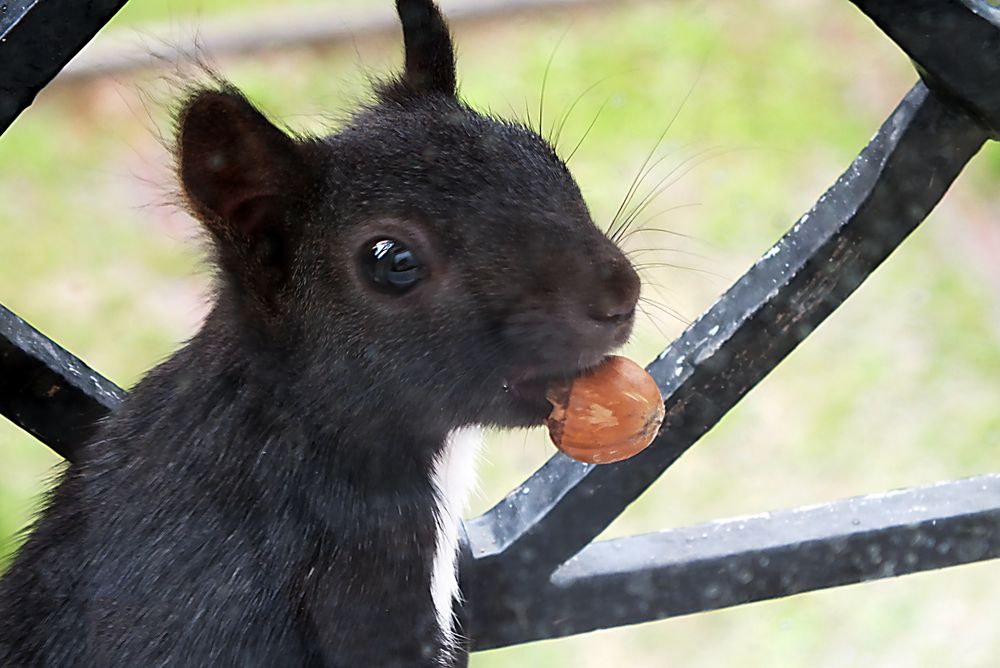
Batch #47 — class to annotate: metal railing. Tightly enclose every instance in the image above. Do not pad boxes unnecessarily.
[1,0,998,653]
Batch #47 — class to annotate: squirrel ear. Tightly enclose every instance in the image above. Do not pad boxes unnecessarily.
[177,88,304,245]
[394,0,457,97]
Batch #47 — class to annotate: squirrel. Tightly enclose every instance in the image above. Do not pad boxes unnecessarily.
[0,1,640,665]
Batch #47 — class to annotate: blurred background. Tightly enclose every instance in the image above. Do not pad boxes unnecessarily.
[1,0,999,665]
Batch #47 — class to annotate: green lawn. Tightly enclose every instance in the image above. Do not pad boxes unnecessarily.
[1,1,998,666]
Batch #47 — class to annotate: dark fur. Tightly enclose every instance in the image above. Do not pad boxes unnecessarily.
[0,1,640,665]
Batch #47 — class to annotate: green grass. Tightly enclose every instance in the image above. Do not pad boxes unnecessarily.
[1,1,999,666]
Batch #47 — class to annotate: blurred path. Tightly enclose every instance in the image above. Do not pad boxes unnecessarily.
[58,0,627,83]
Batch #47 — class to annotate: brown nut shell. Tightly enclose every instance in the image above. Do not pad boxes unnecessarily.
[545,355,665,464]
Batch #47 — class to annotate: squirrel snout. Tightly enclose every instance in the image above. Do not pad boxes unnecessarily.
[590,299,637,325]
[587,262,641,327]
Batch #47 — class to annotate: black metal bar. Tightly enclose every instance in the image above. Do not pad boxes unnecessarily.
[848,0,1000,137]
[464,85,988,584]
[0,0,129,134]
[0,305,123,461]
[468,474,1000,649]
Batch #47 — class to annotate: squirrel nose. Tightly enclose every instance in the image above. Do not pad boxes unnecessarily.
[588,262,641,325]
[591,298,637,324]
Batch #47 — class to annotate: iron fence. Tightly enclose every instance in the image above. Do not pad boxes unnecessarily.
[1,0,999,654]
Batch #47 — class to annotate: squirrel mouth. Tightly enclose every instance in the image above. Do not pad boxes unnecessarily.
[503,375,557,424]
[503,359,604,423]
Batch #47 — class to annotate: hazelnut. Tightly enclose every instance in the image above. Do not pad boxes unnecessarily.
[546,356,665,464]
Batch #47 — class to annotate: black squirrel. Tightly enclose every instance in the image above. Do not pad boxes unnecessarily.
[0,1,640,665]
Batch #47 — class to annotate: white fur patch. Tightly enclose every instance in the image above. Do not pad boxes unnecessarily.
[430,426,483,659]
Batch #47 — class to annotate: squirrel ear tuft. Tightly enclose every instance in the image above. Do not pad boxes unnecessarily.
[384,0,457,100]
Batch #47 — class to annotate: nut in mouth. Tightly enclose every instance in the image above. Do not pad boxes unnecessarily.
[502,359,606,424]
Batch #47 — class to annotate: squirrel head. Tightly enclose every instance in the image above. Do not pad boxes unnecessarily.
[175,0,640,432]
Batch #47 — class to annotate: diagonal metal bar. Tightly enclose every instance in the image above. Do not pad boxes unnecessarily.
[848,0,1000,137]
[463,84,989,582]
[468,474,1000,649]
[0,305,123,460]
[0,0,129,134]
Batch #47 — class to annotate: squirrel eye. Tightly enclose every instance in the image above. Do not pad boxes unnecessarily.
[361,239,426,294]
